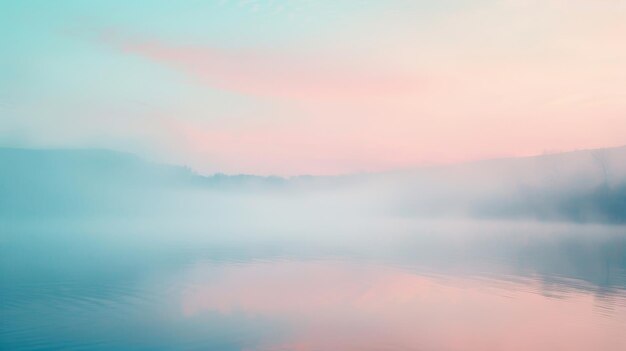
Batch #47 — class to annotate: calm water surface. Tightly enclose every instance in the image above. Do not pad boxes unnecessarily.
[1,219,625,350]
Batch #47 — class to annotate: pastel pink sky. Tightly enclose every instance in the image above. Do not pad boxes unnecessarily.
[4,0,625,175]
[100,1,625,175]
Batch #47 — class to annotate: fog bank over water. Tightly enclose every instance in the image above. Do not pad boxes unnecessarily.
[1,145,625,224]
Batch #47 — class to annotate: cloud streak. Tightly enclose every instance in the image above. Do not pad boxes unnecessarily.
[101,32,421,100]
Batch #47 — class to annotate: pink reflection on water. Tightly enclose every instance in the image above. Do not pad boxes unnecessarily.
[180,261,626,351]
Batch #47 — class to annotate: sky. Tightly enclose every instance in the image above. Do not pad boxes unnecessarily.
[1,0,625,175]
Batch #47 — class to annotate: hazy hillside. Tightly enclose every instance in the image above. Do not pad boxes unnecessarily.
[291,145,626,223]
[1,146,625,223]
[360,146,626,223]
[0,148,281,218]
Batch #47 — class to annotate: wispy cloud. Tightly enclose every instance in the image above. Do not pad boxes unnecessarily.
[99,32,421,100]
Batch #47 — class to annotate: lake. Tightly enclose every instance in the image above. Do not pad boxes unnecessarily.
[1,218,625,350]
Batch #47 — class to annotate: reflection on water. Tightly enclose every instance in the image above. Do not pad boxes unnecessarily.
[1,220,626,350]
[182,261,626,351]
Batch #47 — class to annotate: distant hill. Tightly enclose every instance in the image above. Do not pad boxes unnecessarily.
[0,148,283,218]
[1,146,625,223]
[352,145,626,223]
